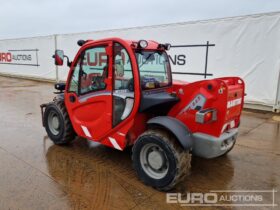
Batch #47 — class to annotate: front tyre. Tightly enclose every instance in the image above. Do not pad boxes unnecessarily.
[132,129,191,191]
[43,100,75,145]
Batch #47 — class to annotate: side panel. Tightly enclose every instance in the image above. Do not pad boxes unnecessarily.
[275,70,280,112]
[168,77,245,137]
[69,92,113,140]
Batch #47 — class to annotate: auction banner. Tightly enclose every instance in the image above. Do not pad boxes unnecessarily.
[0,49,39,66]
[0,35,56,79]
[56,12,280,107]
[0,12,280,108]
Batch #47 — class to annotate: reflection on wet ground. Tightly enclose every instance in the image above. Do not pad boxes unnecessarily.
[0,76,279,210]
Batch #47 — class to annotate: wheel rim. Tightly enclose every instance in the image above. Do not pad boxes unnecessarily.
[47,111,60,135]
[140,143,169,179]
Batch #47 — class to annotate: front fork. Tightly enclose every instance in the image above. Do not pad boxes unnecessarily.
[40,95,64,127]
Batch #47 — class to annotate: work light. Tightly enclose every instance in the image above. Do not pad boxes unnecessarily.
[158,43,171,50]
[138,40,148,48]
[164,43,171,50]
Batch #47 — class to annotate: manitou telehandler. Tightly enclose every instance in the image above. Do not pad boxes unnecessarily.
[41,37,245,190]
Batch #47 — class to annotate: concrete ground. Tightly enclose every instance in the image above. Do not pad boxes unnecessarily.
[0,76,279,210]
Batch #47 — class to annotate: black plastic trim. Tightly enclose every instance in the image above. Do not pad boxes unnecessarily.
[139,91,179,113]
[147,116,193,150]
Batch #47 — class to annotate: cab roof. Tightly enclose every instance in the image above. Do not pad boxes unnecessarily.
[81,37,163,50]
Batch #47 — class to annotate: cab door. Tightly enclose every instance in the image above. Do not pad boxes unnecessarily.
[65,41,113,140]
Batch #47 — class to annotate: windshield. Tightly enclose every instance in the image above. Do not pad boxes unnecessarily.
[135,51,171,90]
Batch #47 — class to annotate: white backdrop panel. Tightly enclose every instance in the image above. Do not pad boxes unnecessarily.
[0,35,56,79]
[0,12,279,107]
[57,13,280,106]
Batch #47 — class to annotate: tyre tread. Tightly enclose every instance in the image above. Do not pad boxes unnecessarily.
[132,129,191,191]
[45,99,75,145]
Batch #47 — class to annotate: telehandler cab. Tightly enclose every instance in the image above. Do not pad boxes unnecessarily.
[41,37,245,190]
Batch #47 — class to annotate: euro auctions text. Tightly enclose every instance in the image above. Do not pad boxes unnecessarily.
[166,189,277,207]
[0,49,39,66]
[0,52,31,63]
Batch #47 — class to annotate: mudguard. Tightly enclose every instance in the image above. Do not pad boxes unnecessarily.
[147,116,193,150]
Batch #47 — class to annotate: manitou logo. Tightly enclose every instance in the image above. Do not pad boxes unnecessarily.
[227,98,242,108]
[0,49,39,66]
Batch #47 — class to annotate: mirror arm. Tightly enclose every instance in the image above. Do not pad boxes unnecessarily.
[64,55,72,67]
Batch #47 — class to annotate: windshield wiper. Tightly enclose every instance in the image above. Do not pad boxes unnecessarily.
[138,52,156,68]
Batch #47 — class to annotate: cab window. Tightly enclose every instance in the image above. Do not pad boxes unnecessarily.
[113,43,134,90]
[135,51,171,90]
[68,58,80,94]
[80,46,108,95]
[113,43,134,127]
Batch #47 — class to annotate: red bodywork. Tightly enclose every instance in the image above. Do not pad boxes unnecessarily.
[168,77,244,137]
[64,37,245,150]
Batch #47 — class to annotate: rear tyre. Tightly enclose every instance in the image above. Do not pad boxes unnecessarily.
[220,139,236,157]
[43,100,75,145]
[132,129,191,191]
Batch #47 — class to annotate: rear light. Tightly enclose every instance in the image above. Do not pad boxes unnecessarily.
[195,109,217,124]
[204,112,213,122]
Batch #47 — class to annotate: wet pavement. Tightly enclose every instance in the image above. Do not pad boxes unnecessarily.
[0,76,279,210]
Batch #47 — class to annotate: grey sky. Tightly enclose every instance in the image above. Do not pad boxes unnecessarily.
[0,0,280,39]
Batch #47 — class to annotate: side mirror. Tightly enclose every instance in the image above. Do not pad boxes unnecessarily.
[53,50,64,66]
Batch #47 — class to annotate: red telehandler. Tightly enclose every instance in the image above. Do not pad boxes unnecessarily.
[41,37,245,190]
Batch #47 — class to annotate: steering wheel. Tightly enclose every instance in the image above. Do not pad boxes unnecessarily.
[91,76,105,90]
